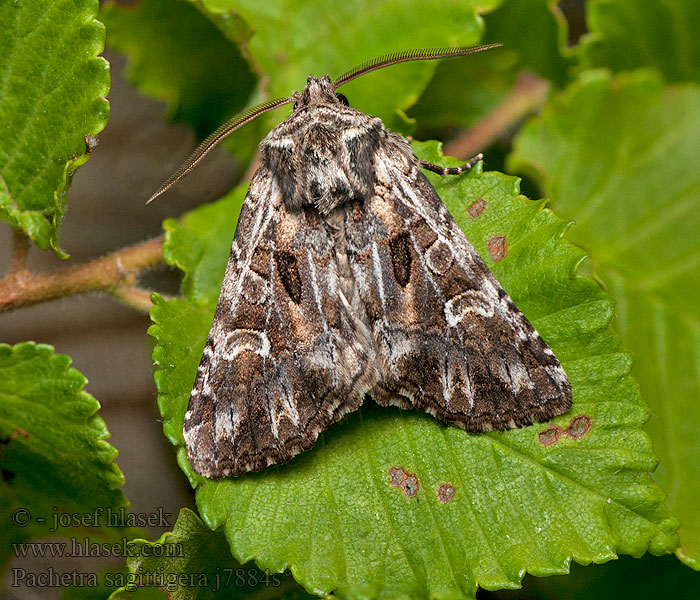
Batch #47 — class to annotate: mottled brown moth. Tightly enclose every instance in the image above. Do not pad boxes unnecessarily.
[149,45,572,479]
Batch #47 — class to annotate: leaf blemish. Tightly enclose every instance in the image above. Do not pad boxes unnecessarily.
[487,235,507,261]
[538,424,563,446]
[388,466,407,487]
[388,466,420,498]
[437,483,455,503]
[0,427,30,445]
[403,475,419,497]
[468,197,486,218]
[539,415,593,446]
[566,415,593,439]
[84,135,98,155]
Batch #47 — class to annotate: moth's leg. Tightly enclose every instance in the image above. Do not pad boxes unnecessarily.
[419,153,483,176]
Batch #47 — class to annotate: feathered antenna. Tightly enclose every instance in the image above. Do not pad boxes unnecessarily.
[333,44,502,89]
[146,96,294,204]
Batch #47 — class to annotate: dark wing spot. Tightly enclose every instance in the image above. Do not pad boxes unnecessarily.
[411,216,438,249]
[250,246,271,278]
[389,232,412,287]
[275,251,303,303]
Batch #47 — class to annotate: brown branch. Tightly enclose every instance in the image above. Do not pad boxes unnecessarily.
[8,230,30,276]
[110,284,171,313]
[0,235,165,313]
[444,71,550,160]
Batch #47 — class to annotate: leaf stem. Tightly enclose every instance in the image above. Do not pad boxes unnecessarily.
[0,235,165,313]
[444,71,550,160]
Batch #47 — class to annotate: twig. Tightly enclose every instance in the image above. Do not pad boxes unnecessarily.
[444,71,550,160]
[8,230,30,276]
[111,285,170,313]
[0,235,165,313]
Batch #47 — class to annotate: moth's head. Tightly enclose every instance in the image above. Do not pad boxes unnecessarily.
[146,44,501,204]
[295,75,349,109]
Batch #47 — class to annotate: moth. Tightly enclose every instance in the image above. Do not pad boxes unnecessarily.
[149,45,572,478]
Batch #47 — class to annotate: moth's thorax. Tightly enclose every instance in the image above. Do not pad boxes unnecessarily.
[259,76,413,215]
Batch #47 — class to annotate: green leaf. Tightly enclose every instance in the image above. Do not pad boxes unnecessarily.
[108,508,311,599]
[409,0,568,135]
[482,0,569,86]
[101,0,256,140]
[150,143,678,597]
[578,0,700,84]
[483,553,700,600]
[161,186,246,308]
[197,0,501,134]
[0,342,128,568]
[408,48,520,133]
[508,70,700,569]
[0,0,109,255]
[60,567,130,600]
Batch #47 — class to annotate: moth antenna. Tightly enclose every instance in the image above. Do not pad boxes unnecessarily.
[146,96,295,204]
[333,44,502,90]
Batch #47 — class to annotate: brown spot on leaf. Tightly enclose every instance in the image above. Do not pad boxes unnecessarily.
[403,475,419,497]
[388,466,406,487]
[487,235,507,262]
[468,198,486,218]
[539,415,593,446]
[0,428,30,461]
[437,483,455,504]
[0,428,29,445]
[84,135,98,155]
[388,466,419,498]
[566,415,592,439]
[538,425,563,446]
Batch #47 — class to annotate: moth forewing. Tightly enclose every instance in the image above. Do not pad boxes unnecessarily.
[167,45,572,478]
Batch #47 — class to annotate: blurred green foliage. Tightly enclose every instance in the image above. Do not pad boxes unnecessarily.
[1,0,698,598]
